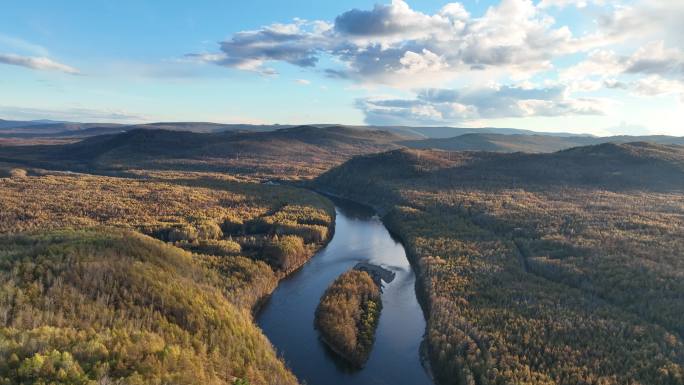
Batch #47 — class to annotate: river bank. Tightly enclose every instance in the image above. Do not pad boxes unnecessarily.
[256,198,433,385]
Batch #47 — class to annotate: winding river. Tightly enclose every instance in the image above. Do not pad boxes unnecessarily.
[257,198,433,385]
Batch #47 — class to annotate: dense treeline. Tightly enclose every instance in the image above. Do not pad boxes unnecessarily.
[0,229,297,385]
[0,171,335,385]
[314,270,382,367]
[0,172,334,276]
[315,144,684,385]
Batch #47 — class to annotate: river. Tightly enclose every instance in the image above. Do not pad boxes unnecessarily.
[257,198,433,385]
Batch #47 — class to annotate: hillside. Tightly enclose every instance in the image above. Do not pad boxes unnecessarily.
[319,142,684,191]
[0,119,581,140]
[314,143,684,385]
[402,133,684,153]
[0,229,298,385]
[0,168,337,385]
[0,121,122,136]
[0,126,405,179]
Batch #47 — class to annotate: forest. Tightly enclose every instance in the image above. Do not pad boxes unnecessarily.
[314,270,382,367]
[314,144,684,385]
[1,130,684,385]
[0,126,403,181]
[0,167,334,385]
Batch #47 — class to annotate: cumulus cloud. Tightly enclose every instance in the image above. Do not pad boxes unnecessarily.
[189,0,683,125]
[334,0,461,43]
[631,76,684,97]
[186,20,331,76]
[196,0,684,85]
[598,1,684,46]
[0,53,80,74]
[358,84,605,125]
[624,41,684,77]
[191,0,586,85]
[561,41,684,96]
[398,49,448,74]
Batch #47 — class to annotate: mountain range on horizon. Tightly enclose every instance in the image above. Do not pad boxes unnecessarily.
[0,118,682,155]
[0,118,604,138]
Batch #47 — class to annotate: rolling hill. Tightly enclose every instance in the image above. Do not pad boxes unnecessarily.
[0,119,574,139]
[0,165,335,385]
[318,142,684,191]
[0,228,300,385]
[402,133,684,153]
[0,125,406,178]
[314,143,684,385]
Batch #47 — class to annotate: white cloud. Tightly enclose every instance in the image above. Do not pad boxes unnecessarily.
[295,78,311,85]
[631,75,684,97]
[624,41,684,77]
[191,0,587,86]
[397,49,448,74]
[561,41,684,96]
[538,0,605,9]
[597,1,684,49]
[0,53,80,74]
[358,84,605,125]
[187,0,684,127]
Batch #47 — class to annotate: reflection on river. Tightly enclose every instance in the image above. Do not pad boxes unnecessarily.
[257,198,433,385]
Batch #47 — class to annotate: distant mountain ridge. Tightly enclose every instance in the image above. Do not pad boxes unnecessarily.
[0,119,68,129]
[0,125,405,176]
[0,118,592,139]
[316,142,684,192]
[3,119,683,153]
[401,133,684,153]
[1,118,683,164]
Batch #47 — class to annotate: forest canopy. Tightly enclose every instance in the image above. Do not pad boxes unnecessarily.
[315,270,382,367]
[315,144,684,385]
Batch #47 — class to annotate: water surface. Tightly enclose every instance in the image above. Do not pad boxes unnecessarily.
[257,199,432,385]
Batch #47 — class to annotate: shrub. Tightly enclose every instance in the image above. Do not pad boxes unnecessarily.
[222,216,244,235]
[275,224,329,244]
[181,239,242,256]
[9,168,28,178]
[197,220,223,240]
[262,235,305,271]
[244,217,270,235]
[168,224,199,243]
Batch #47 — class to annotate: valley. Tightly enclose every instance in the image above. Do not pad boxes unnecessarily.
[3,1,684,384]
[0,124,683,385]
[314,145,684,384]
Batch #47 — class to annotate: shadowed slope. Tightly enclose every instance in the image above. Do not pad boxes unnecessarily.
[0,126,404,178]
[402,133,684,153]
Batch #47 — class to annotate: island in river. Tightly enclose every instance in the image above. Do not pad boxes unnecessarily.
[314,267,384,367]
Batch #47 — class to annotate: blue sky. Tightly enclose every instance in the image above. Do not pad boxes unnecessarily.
[1,0,682,135]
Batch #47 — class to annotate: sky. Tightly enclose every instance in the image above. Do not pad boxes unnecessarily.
[0,0,683,136]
